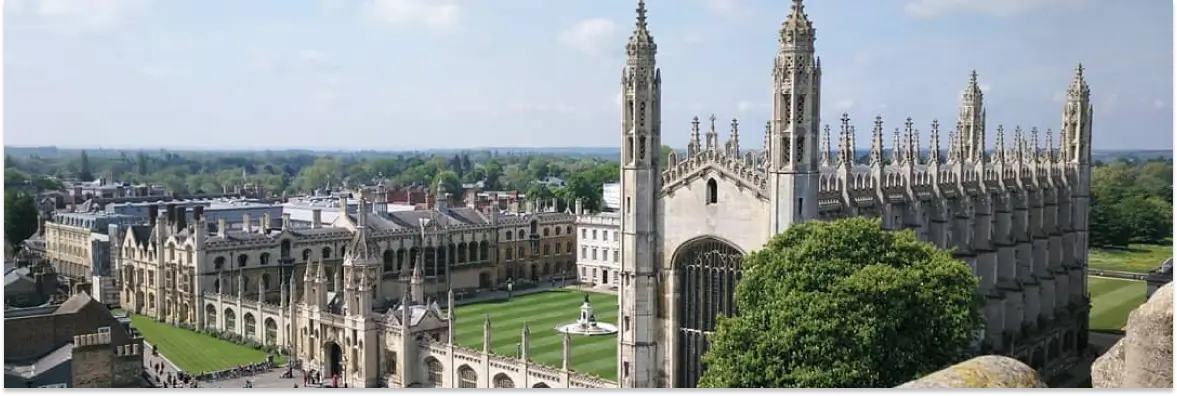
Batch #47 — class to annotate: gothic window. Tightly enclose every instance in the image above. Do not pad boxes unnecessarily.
[505,231,513,241]
[567,226,573,234]
[322,247,332,259]
[214,256,225,270]
[425,358,443,385]
[457,365,477,388]
[493,374,515,388]
[780,95,792,124]
[639,101,647,130]
[555,227,561,236]
[260,253,271,265]
[302,249,312,262]
[795,135,806,164]
[543,227,550,237]
[382,250,394,273]
[262,273,270,290]
[706,178,718,205]
[530,220,538,235]
[237,254,248,268]
[796,94,806,122]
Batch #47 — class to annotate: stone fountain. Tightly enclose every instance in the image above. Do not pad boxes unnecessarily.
[555,294,618,336]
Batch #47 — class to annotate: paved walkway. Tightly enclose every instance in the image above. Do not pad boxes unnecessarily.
[141,344,187,388]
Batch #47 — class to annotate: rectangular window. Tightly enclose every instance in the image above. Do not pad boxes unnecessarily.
[581,229,587,239]
[614,232,619,242]
[592,249,598,260]
[581,247,587,258]
[613,250,619,263]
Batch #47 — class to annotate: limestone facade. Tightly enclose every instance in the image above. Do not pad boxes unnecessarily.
[115,190,609,388]
[574,211,621,286]
[615,0,1094,387]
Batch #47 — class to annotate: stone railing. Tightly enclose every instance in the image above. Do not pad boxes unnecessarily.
[1092,282,1172,388]
[903,282,1174,388]
[897,356,1045,388]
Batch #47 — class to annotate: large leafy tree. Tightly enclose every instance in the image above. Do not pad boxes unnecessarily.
[699,217,983,388]
[5,191,39,249]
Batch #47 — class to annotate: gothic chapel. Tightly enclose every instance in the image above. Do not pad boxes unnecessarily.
[616,0,1093,387]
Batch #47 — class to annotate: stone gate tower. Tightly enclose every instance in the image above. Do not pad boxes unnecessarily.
[617,0,664,389]
[768,0,822,233]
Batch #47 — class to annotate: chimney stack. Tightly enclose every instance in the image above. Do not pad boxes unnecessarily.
[260,213,271,234]
[148,205,159,226]
[311,209,322,229]
[166,204,177,226]
[281,213,291,230]
[175,206,188,231]
[574,198,583,215]
[242,213,252,232]
[218,218,228,237]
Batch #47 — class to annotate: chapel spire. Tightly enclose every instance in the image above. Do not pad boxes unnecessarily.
[626,0,656,59]
[780,0,815,48]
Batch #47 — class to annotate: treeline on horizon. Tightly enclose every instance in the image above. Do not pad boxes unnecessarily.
[4,146,1171,246]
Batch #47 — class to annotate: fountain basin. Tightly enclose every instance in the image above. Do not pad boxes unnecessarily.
[554,322,619,336]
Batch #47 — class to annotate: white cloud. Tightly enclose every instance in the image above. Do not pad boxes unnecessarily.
[703,0,741,15]
[737,100,756,113]
[9,0,150,31]
[558,18,616,58]
[1153,98,1165,110]
[506,101,576,114]
[1098,94,1119,115]
[835,100,855,111]
[135,65,166,78]
[904,0,1092,19]
[365,0,461,32]
[298,49,328,64]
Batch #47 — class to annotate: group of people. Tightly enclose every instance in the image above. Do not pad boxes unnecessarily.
[301,369,343,388]
[151,362,197,388]
[193,361,277,382]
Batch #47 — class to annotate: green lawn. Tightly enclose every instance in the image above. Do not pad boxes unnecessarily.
[1088,277,1147,332]
[129,315,286,373]
[1089,244,1172,273]
[453,290,618,381]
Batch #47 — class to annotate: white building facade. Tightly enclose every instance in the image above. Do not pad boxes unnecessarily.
[574,212,621,287]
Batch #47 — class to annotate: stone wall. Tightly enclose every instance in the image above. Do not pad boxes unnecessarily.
[897,356,1046,388]
[899,281,1174,389]
[1092,282,1173,388]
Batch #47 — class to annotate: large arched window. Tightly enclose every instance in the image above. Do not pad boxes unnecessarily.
[493,373,515,388]
[457,365,477,388]
[706,178,718,204]
[425,358,444,386]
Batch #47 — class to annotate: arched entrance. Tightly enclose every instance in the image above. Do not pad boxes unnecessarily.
[673,237,743,388]
[329,342,344,378]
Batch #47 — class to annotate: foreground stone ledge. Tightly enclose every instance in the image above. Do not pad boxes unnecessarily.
[1093,282,1173,388]
[897,356,1045,388]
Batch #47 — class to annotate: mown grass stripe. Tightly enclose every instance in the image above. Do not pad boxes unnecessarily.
[449,290,619,380]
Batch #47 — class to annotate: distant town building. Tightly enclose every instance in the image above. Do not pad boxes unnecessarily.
[4,293,145,388]
[601,183,620,212]
[1146,258,1173,299]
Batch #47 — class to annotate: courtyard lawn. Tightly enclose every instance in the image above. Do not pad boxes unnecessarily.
[129,315,286,373]
[1089,244,1172,273]
[453,290,618,381]
[1088,277,1147,332]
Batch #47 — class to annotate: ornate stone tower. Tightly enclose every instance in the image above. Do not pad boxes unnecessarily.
[617,0,663,388]
[768,0,821,233]
[958,71,987,163]
[1061,64,1093,298]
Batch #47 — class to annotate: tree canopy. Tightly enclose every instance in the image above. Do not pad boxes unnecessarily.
[699,217,983,388]
[5,191,39,249]
[1089,158,1172,248]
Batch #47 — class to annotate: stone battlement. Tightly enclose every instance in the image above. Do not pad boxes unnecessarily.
[115,343,142,357]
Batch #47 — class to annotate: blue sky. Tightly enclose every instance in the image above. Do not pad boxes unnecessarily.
[4,0,1173,150]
